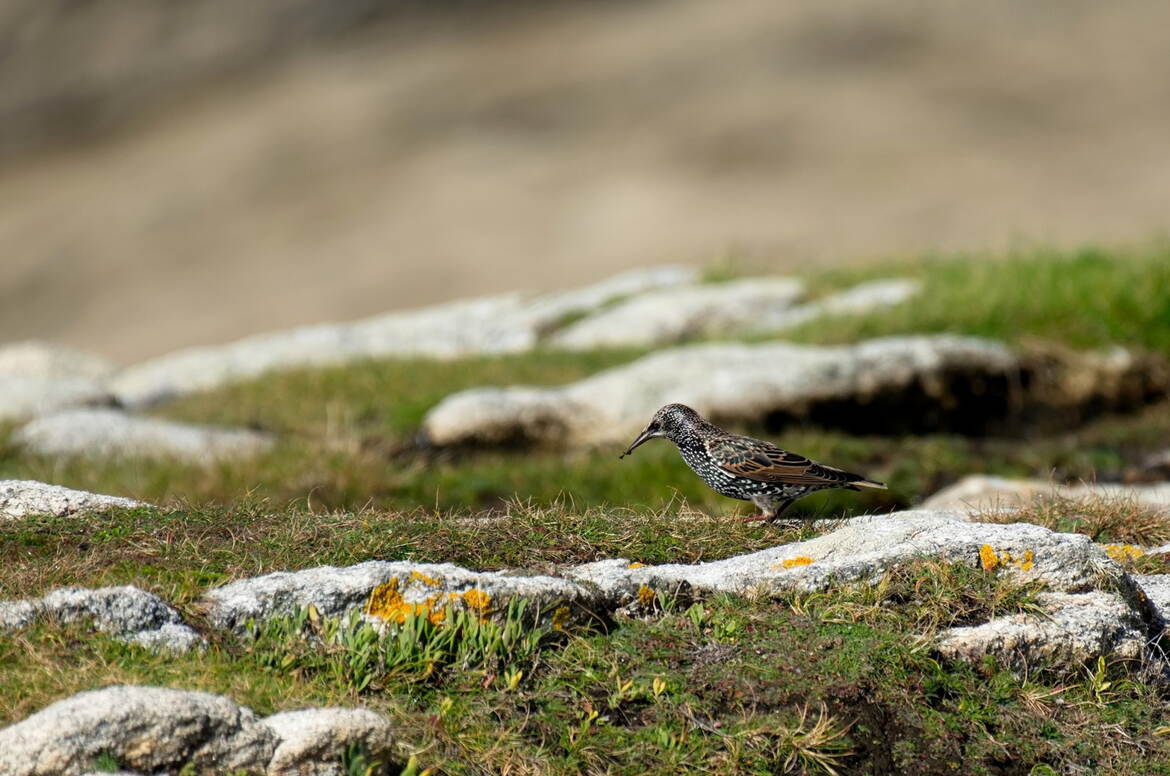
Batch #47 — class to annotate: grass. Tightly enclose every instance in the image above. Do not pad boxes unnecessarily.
[787,245,1170,352]
[0,502,814,603]
[4,562,1170,774]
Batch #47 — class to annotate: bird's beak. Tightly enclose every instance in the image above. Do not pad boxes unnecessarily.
[619,427,657,459]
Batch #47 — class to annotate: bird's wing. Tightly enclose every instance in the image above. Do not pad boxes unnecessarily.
[704,434,867,487]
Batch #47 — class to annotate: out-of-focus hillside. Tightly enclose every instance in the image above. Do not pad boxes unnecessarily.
[2,0,1169,362]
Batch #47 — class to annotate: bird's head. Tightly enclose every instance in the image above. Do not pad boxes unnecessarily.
[620,403,702,458]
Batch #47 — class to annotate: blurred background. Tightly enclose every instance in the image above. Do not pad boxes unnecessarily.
[3,0,1170,364]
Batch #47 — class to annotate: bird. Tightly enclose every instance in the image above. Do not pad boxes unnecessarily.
[619,403,885,522]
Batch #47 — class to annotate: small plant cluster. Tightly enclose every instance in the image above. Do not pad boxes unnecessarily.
[245,599,563,692]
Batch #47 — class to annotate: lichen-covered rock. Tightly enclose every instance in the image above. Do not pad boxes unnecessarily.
[423,335,1019,447]
[264,708,398,776]
[565,511,1117,599]
[936,591,1147,669]
[0,685,276,776]
[0,480,143,520]
[0,585,202,652]
[199,560,598,633]
[740,278,920,334]
[14,408,273,463]
[921,475,1170,513]
[550,277,805,348]
[0,375,113,422]
[110,267,696,407]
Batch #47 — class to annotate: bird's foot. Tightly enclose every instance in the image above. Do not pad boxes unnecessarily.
[741,514,770,523]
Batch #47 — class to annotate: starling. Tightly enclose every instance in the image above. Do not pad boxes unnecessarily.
[620,403,885,521]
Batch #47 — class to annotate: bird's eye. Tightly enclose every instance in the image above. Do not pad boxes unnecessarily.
[649,422,661,431]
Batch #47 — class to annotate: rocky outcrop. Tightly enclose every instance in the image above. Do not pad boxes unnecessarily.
[921,475,1170,514]
[0,586,202,652]
[550,277,917,349]
[0,341,116,382]
[14,408,274,463]
[563,511,1113,597]
[0,686,277,776]
[0,686,400,776]
[0,376,113,423]
[422,335,1020,447]
[549,277,805,348]
[936,591,1147,670]
[0,342,117,422]
[200,560,601,634]
[109,267,697,407]
[199,510,1161,675]
[0,480,143,520]
[264,708,399,776]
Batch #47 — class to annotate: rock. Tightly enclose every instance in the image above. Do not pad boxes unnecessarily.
[0,341,116,381]
[1133,574,1170,624]
[921,475,1170,514]
[422,334,1020,447]
[550,277,804,349]
[14,408,274,463]
[741,278,920,334]
[199,560,598,633]
[264,708,398,776]
[0,585,202,652]
[565,511,1116,599]
[936,591,1147,669]
[0,480,143,520]
[0,685,276,776]
[110,267,697,407]
[0,375,113,423]
[519,265,699,336]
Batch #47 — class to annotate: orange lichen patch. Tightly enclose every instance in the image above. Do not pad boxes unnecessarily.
[637,585,656,606]
[365,578,445,625]
[551,606,571,631]
[410,570,441,587]
[627,562,646,569]
[979,544,1000,571]
[980,545,1035,572]
[780,556,814,569]
[1103,544,1146,564]
[462,589,492,616]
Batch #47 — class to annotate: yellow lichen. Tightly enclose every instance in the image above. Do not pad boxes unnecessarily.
[365,577,447,625]
[979,544,999,571]
[1103,544,1145,564]
[410,570,441,587]
[781,556,814,569]
[627,562,646,569]
[637,585,656,606]
[462,589,492,616]
[551,606,571,631]
[980,545,1035,572]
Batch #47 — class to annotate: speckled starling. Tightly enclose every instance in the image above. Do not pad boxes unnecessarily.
[620,403,885,521]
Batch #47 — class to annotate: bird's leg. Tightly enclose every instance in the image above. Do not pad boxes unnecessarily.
[765,499,796,525]
[741,514,770,523]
